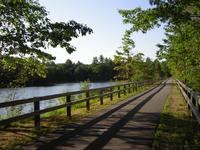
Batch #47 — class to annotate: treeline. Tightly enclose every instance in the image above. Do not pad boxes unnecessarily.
[0,54,170,87]
[27,55,115,86]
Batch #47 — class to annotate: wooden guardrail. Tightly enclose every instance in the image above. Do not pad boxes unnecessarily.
[0,80,153,129]
[177,80,200,124]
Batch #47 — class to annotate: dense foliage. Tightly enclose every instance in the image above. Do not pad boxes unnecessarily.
[0,54,169,87]
[119,0,200,91]
[0,0,92,87]
[113,31,170,82]
[0,55,115,87]
[28,55,116,86]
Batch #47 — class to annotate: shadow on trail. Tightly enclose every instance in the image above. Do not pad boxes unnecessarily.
[84,83,166,150]
[23,82,168,150]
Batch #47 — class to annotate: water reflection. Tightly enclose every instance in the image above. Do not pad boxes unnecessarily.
[0,82,115,120]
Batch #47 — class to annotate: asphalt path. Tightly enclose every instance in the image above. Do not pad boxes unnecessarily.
[22,79,172,150]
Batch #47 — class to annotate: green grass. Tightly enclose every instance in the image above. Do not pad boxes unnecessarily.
[152,85,200,150]
[0,84,152,150]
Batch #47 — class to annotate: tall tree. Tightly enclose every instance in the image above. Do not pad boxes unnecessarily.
[114,31,135,81]
[119,0,200,91]
[0,0,92,87]
[131,53,146,81]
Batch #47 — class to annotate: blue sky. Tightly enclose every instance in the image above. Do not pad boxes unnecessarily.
[40,0,165,64]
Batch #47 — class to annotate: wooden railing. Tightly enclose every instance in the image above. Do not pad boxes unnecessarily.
[177,80,200,124]
[0,80,153,129]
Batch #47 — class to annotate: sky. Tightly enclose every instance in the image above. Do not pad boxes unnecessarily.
[39,0,166,64]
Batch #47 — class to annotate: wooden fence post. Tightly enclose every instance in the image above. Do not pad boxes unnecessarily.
[128,84,131,93]
[186,89,191,111]
[100,90,103,105]
[66,95,71,118]
[141,82,144,88]
[86,91,90,111]
[124,85,126,95]
[136,83,138,91]
[149,81,151,85]
[110,87,113,101]
[191,92,195,117]
[188,103,191,111]
[118,86,121,98]
[132,83,134,92]
[34,98,40,129]
[190,92,196,107]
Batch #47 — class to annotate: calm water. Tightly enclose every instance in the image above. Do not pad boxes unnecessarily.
[0,82,115,119]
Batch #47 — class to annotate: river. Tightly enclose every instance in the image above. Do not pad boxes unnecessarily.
[0,82,115,119]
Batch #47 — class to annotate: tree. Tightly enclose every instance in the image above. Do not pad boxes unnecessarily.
[113,31,158,81]
[92,57,98,65]
[119,0,200,33]
[0,0,92,87]
[119,0,200,91]
[99,55,105,63]
[131,53,146,81]
[153,59,162,80]
[91,56,115,81]
[114,31,135,81]
[144,57,154,79]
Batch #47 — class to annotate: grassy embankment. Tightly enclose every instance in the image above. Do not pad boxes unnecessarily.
[0,83,153,150]
[152,84,200,149]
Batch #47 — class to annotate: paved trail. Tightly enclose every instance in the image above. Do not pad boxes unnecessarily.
[22,79,172,150]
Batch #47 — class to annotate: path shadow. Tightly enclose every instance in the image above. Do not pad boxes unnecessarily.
[84,84,165,150]
[32,83,167,150]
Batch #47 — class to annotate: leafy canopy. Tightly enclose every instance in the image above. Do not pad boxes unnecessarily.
[0,0,93,87]
[0,0,92,60]
[119,0,200,91]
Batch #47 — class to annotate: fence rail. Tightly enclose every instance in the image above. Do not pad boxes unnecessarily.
[0,80,153,129]
[177,80,200,124]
